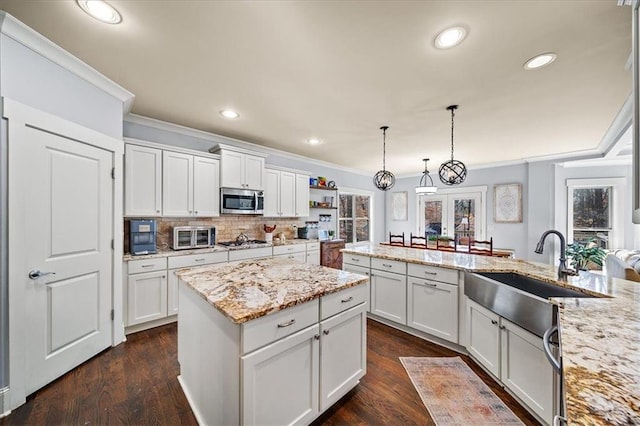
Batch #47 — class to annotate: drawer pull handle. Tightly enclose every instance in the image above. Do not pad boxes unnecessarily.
[314,334,320,340]
[351,258,360,262]
[323,329,330,335]
[424,271,437,276]
[382,263,392,268]
[195,258,206,262]
[341,296,354,303]
[141,264,154,268]
[277,319,296,328]
[491,319,498,325]
[427,283,437,288]
[499,325,506,330]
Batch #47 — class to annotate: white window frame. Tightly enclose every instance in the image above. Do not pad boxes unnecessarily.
[566,178,625,249]
[416,185,488,241]
[338,187,375,245]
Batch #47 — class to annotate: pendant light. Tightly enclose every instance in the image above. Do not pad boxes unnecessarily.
[439,105,467,185]
[415,158,438,194]
[373,126,396,191]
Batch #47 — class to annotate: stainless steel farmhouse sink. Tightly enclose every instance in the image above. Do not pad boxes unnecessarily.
[464,272,594,338]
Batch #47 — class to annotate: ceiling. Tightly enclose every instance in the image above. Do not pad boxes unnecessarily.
[0,1,632,175]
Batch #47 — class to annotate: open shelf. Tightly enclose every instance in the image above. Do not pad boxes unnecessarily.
[310,206,337,210]
[310,185,338,191]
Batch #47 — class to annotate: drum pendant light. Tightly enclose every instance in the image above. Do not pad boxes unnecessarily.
[373,126,396,191]
[415,158,437,194]
[439,105,467,185]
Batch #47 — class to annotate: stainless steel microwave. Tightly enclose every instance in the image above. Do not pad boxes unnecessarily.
[220,188,264,215]
[171,226,215,250]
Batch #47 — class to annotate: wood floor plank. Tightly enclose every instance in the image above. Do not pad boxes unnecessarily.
[1,318,540,425]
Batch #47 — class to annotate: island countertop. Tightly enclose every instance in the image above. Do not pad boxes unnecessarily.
[342,243,640,425]
[175,256,368,324]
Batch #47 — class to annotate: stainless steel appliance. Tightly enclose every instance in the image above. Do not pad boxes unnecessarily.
[220,188,264,215]
[171,226,215,250]
[130,219,157,255]
[217,239,267,248]
[297,226,308,239]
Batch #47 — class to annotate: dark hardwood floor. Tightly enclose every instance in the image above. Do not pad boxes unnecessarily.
[2,319,539,425]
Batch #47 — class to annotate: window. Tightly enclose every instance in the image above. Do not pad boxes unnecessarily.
[567,178,625,249]
[417,186,487,244]
[339,189,373,243]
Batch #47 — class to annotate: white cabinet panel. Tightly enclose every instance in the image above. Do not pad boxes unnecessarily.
[371,258,406,275]
[124,144,162,216]
[280,171,296,216]
[319,304,367,410]
[343,254,371,268]
[407,277,458,343]
[273,243,306,256]
[342,264,370,313]
[275,252,306,264]
[466,298,501,378]
[229,247,273,262]
[321,283,368,320]
[241,325,319,426]
[295,174,310,217]
[163,151,194,217]
[193,156,219,217]
[244,154,265,190]
[264,168,280,217]
[370,269,407,324]
[128,257,167,274]
[306,250,320,265]
[407,263,458,284]
[220,150,245,189]
[127,270,167,326]
[167,270,179,316]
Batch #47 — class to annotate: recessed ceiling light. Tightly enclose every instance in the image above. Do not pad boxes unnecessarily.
[434,26,467,49]
[524,53,557,70]
[220,110,239,119]
[307,138,322,146]
[76,1,122,24]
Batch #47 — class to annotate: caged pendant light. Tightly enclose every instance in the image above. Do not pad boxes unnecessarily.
[415,158,438,194]
[439,105,467,185]
[373,126,396,191]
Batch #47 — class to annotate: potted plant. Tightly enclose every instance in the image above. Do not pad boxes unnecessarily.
[566,240,606,271]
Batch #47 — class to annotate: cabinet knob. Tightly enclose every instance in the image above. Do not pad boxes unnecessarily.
[314,334,320,340]
[195,211,198,215]
[156,210,160,214]
[323,329,330,335]
[499,325,506,330]
[491,319,498,325]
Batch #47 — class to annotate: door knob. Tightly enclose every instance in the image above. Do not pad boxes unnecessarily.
[28,269,56,280]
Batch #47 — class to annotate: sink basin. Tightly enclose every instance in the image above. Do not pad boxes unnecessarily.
[465,272,594,338]
[478,272,591,299]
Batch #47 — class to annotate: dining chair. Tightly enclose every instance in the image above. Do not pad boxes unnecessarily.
[389,232,405,246]
[436,236,457,252]
[469,237,493,256]
[409,233,427,249]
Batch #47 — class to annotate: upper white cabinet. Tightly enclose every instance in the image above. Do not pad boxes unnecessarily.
[163,151,220,217]
[265,167,310,218]
[212,144,267,190]
[124,144,162,217]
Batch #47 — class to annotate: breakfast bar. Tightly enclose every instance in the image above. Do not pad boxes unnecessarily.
[175,257,369,425]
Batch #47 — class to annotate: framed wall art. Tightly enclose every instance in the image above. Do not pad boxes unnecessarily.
[391,191,408,221]
[494,183,522,223]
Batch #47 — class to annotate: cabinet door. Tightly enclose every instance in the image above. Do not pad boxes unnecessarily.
[220,150,245,189]
[295,174,310,217]
[500,319,554,424]
[370,270,407,324]
[127,270,167,326]
[342,264,370,312]
[407,277,458,343]
[193,156,219,217]
[244,154,265,190]
[319,303,367,411]
[124,144,162,216]
[306,250,320,265]
[263,169,280,217]
[279,171,296,216]
[167,270,179,316]
[276,252,306,264]
[321,242,344,269]
[163,151,194,217]
[466,298,500,378]
[241,325,319,426]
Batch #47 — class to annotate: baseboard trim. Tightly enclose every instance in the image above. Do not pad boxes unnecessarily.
[124,315,177,335]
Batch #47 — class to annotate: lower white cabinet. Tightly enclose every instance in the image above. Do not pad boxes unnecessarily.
[127,270,168,326]
[275,251,306,264]
[306,250,320,265]
[407,277,458,343]
[241,324,320,425]
[370,269,407,324]
[466,299,554,424]
[342,264,371,312]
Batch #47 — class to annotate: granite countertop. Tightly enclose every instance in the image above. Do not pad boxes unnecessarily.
[342,243,640,425]
[175,256,368,324]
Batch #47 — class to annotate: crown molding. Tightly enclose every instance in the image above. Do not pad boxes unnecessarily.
[0,12,135,114]
[124,113,372,177]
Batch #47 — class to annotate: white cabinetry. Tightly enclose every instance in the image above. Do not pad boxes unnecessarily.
[124,144,162,216]
[343,254,371,313]
[306,241,320,265]
[265,167,309,217]
[273,243,306,264]
[163,151,219,217]
[466,299,554,424]
[407,264,459,344]
[216,146,266,190]
[370,259,407,324]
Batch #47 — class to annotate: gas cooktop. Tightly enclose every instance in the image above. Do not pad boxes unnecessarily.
[217,240,268,248]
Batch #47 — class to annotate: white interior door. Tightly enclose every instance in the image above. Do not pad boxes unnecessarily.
[19,123,113,394]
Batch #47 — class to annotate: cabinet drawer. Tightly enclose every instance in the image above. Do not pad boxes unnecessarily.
[229,246,273,262]
[371,258,406,274]
[407,263,458,284]
[128,257,167,274]
[306,242,320,251]
[343,254,370,267]
[273,243,306,255]
[321,283,368,320]
[167,251,228,269]
[242,299,319,354]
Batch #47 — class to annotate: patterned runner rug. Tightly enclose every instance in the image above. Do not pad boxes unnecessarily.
[400,356,524,425]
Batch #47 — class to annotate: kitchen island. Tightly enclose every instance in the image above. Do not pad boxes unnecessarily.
[342,243,640,426]
[175,256,369,425]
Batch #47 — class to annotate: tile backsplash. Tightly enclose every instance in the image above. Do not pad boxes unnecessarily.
[125,216,306,253]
